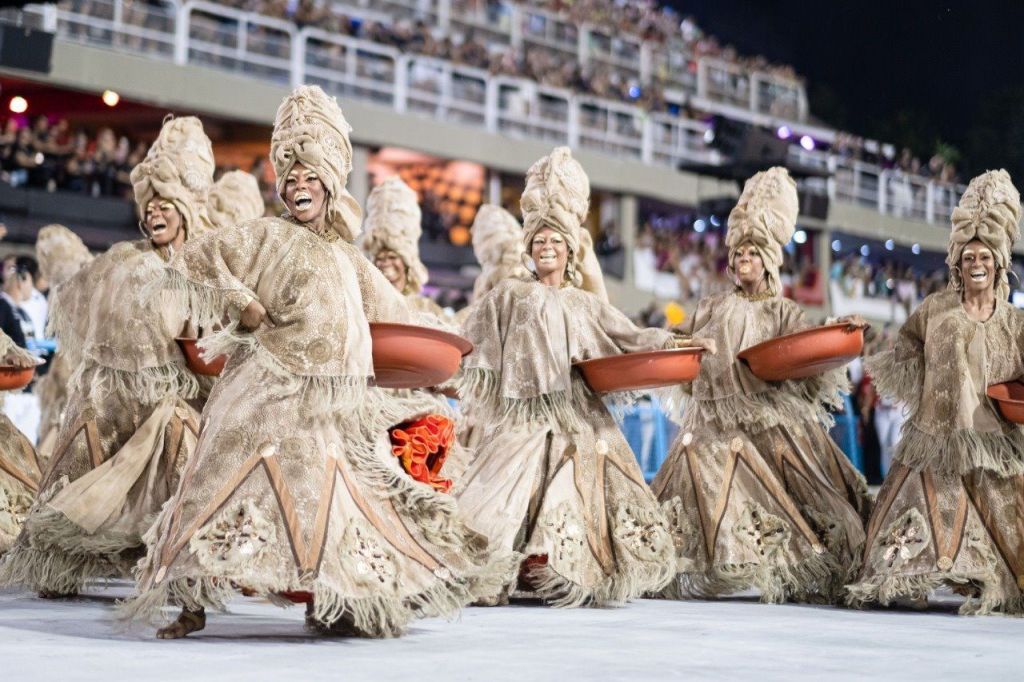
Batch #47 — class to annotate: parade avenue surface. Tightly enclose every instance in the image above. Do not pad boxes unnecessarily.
[1,584,1021,681]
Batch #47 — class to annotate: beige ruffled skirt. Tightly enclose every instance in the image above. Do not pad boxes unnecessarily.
[652,417,867,603]
[847,461,1024,615]
[454,389,675,607]
[0,412,41,555]
[122,351,515,637]
[0,364,198,594]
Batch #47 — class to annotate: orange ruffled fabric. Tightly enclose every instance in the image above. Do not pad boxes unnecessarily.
[389,414,455,493]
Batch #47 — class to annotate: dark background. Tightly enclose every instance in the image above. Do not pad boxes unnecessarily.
[672,0,1024,181]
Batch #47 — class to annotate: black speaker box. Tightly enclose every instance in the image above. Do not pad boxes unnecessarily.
[0,24,53,73]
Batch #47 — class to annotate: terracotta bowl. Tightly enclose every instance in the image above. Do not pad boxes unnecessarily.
[575,347,703,393]
[370,323,473,389]
[987,381,1024,424]
[737,323,865,381]
[176,338,228,377]
[0,365,35,391]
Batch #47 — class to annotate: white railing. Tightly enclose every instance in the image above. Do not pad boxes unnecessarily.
[10,2,958,225]
[51,0,178,57]
[789,147,967,223]
[400,55,489,126]
[179,1,294,83]
[302,28,400,105]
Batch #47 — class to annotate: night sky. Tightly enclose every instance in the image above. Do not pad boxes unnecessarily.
[670,0,1024,179]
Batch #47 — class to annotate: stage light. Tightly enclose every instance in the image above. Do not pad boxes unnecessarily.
[9,96,27,113]
[709,214,720,227]
[799,135,815,151]
[703,128,714,144]
[886,278,895,289]
[885,239,895,251]
[628,85,641,99]
[912,243,921,255]
[860,244,870,257]
[448,225,471,246]
[102,90,120,107]
[831,239,842,252]
[776,125,792,140]
[793,230,807,244]
[693,219,706,233]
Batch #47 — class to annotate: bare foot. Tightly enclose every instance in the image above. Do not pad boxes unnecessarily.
[156,608,206,639]
[38,590,77,599]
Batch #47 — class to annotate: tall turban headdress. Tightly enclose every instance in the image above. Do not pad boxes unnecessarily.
[207,170,265,229]
[725,166,799,296]
[470,204,530,300]
[270,85,362,242]
[360,176,429,294]
[130,115,216,240]
[519,146,605,297]
[35,224,93,288]
[947,169,1021,300]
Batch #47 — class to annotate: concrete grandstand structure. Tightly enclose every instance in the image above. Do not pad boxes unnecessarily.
[0,0,1013,319]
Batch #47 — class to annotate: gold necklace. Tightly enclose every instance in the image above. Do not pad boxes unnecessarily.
[735,287,773,301]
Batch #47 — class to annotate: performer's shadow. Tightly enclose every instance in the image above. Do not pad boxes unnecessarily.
[0,589,380,644]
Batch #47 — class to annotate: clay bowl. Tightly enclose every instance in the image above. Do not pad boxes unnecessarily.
[0,365,35,391]
[737,323,865,381]
[986,381,1024,424]
[176,338,228,377]
[574,347,703,393]
[370,323,473,389]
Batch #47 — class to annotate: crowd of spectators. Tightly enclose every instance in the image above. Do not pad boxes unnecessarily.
[829,254,948,317]
[634,219,820,307]
[0,116,150,199]
[831,133,961,184]
[79,0,801,117]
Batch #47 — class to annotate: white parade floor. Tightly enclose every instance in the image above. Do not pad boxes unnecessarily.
[1,583,1022,681]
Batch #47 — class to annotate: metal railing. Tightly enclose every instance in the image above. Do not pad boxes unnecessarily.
[790,147,966,223]
[52,0,178,57]
[10,1,961,224]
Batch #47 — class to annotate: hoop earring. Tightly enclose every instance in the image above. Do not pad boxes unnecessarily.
[564,247,576,284]
[950,265,964,292]
[138,219,150,240]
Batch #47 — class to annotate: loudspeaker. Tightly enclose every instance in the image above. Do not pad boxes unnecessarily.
[798,189,830,220]
[0,24,53,73]
[708,116,789,166]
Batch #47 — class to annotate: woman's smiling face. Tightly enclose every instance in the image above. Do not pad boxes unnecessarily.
[959,239,996,295]
[283,162,327,223]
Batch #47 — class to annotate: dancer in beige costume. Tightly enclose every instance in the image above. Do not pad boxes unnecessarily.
[0,117,213,597]
[848,170,1024,615]
[653,167,869,604]
[33,225,94,464]
[359,175,470,483]
[122,85,513,639]
[456,147,707,606]
[361,176,448,319]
